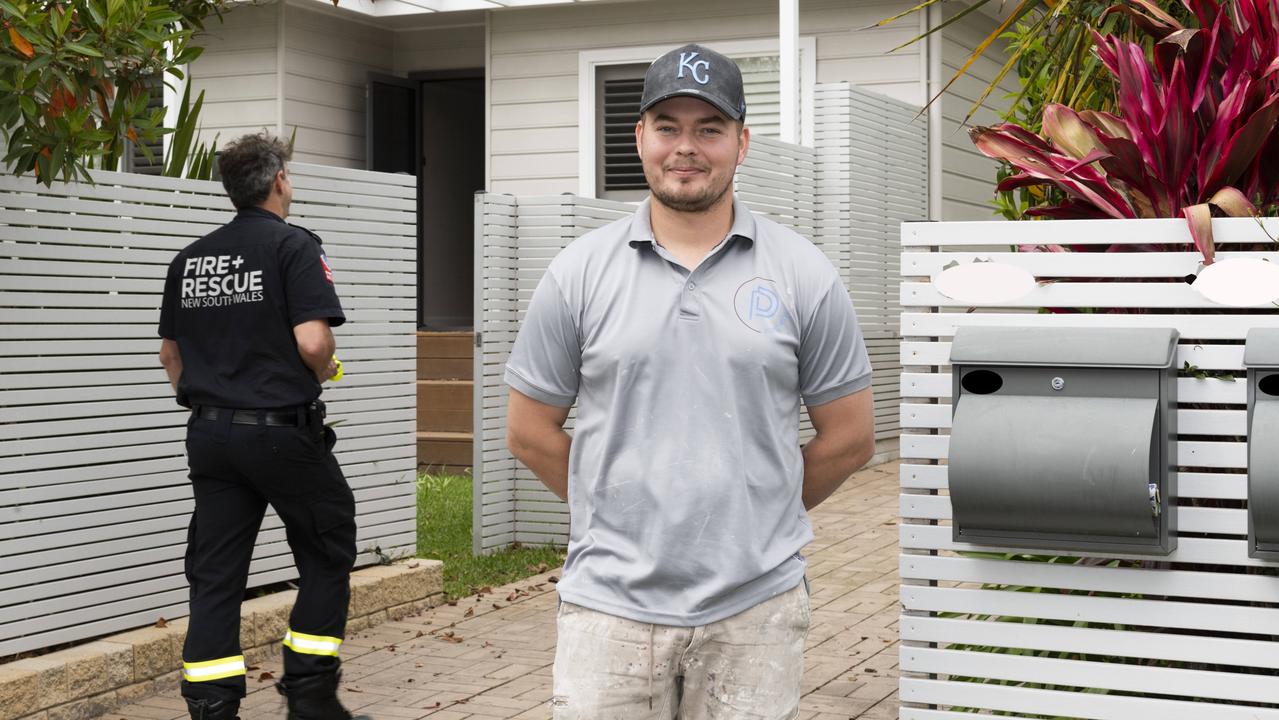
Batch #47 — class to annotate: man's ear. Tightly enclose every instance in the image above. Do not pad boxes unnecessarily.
[634,119,644,159]
[737,125,750,166]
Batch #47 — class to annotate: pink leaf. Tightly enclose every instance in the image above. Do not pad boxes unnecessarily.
[1207,186,1259,217]
[1182,203,1215,265]
[1159,56,1196,193]
[971,127,1135,218]
[1197,76,1253,192]
[1202,93,1279,197]
[1043,104,1107,160]
[1079,110,1131,140]
[995,172,1047,192]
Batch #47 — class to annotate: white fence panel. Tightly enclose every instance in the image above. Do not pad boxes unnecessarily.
[473,195,632,552]
[817,82,927,441]
[0,163,417,656]
[899,216,1279,717]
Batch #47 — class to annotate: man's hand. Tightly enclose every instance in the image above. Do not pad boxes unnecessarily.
[320,356,340,382]
[506,388,572,500]
[801,388,875,510]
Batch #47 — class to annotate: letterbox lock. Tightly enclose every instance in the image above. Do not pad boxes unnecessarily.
[1148,483,1161,517]
[1051,377,1065,391]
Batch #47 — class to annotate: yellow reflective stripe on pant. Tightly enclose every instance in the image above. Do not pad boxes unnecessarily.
[182,655,246,682]
[283,629,342,657]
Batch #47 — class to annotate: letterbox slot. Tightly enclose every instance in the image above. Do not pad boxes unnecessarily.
[1259,374,1279,397]
[960,369,1003,395]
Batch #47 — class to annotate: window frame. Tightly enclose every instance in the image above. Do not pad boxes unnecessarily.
[577,38,817,198]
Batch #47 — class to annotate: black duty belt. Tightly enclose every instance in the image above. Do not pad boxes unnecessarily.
[194,406,304,427]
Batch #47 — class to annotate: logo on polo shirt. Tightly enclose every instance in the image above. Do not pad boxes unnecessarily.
[734,277,791,334]
[179,254,264,309]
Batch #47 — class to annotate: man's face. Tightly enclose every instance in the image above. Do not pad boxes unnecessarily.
[635,96,749,213]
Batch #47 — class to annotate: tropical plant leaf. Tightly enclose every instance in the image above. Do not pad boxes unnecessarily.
[1183,203,1215,265]
[1207,186,1259,217]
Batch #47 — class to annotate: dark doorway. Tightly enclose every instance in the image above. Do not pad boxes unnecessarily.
[367,71,484,330]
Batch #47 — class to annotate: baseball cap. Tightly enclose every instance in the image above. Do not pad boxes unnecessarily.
[638,43,747,122]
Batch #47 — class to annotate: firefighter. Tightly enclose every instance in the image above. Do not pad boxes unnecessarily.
[158,132,370,720]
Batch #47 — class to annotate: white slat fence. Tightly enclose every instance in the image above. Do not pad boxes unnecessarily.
[472,194,634,553]
[818,82,927,441]
[0,164,417,656]
[899,216,1279,718]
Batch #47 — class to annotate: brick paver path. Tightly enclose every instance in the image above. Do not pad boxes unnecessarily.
[103,461,900,720]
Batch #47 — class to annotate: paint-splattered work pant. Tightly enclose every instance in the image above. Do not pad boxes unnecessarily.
[551,583,810,720]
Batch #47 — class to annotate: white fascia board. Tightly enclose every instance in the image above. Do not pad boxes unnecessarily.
[307,0,440,17]
[312,0,610,17]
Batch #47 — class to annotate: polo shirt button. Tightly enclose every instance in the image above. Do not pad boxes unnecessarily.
[687,282,696,290]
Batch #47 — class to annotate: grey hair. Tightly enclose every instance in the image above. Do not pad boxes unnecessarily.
[217,132,293,209]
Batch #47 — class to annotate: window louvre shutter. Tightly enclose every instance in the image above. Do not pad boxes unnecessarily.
[737,55,781,138]
[597,66,647,198]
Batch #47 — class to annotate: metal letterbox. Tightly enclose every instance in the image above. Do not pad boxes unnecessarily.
[948,326,1178,554]
[1245,328,1279,560]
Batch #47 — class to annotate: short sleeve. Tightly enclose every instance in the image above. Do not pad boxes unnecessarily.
[504,273,581,407]
[157,255,181,339]
[280,232,346,328]
[799,277,872,407]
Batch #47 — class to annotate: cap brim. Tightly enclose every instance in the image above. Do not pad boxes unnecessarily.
[638,89,744,121]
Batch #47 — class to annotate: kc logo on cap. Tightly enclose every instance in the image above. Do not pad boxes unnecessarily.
[677,52,711,85]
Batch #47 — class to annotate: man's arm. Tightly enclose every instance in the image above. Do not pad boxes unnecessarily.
[159,339,183,392]
[294,319,338,382]
[801,387,875,510]
[506,388,572,501]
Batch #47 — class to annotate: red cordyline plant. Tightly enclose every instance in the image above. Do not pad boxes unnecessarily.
[969,0,1279,264]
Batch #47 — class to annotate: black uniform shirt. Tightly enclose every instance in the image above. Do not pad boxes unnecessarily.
[158,207,346,409]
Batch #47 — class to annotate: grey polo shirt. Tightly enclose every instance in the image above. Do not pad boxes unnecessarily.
[505,196,871,626]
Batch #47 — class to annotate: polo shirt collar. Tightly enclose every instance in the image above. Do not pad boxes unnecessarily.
[235,206,286,224]
[626,196,757,249]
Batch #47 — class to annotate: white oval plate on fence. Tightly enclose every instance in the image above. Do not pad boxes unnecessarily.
[1191,258,1279,307]
[934,261,1036,305]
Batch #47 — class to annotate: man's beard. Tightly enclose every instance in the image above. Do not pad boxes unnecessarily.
[648,171,732,213]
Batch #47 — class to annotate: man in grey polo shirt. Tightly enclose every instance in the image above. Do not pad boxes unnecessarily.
[505,43,875,719]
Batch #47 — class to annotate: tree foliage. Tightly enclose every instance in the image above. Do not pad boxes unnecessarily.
[0,0,226,185]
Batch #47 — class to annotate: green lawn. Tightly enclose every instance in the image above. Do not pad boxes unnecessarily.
[416,473,566,600]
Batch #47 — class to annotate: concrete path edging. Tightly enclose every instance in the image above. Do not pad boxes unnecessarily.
[4,559,443,720]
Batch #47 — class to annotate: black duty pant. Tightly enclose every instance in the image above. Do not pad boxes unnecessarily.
[179,409,357,703]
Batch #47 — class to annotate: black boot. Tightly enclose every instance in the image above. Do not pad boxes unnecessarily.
[185,697,240,720]
[275,670,370,720]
